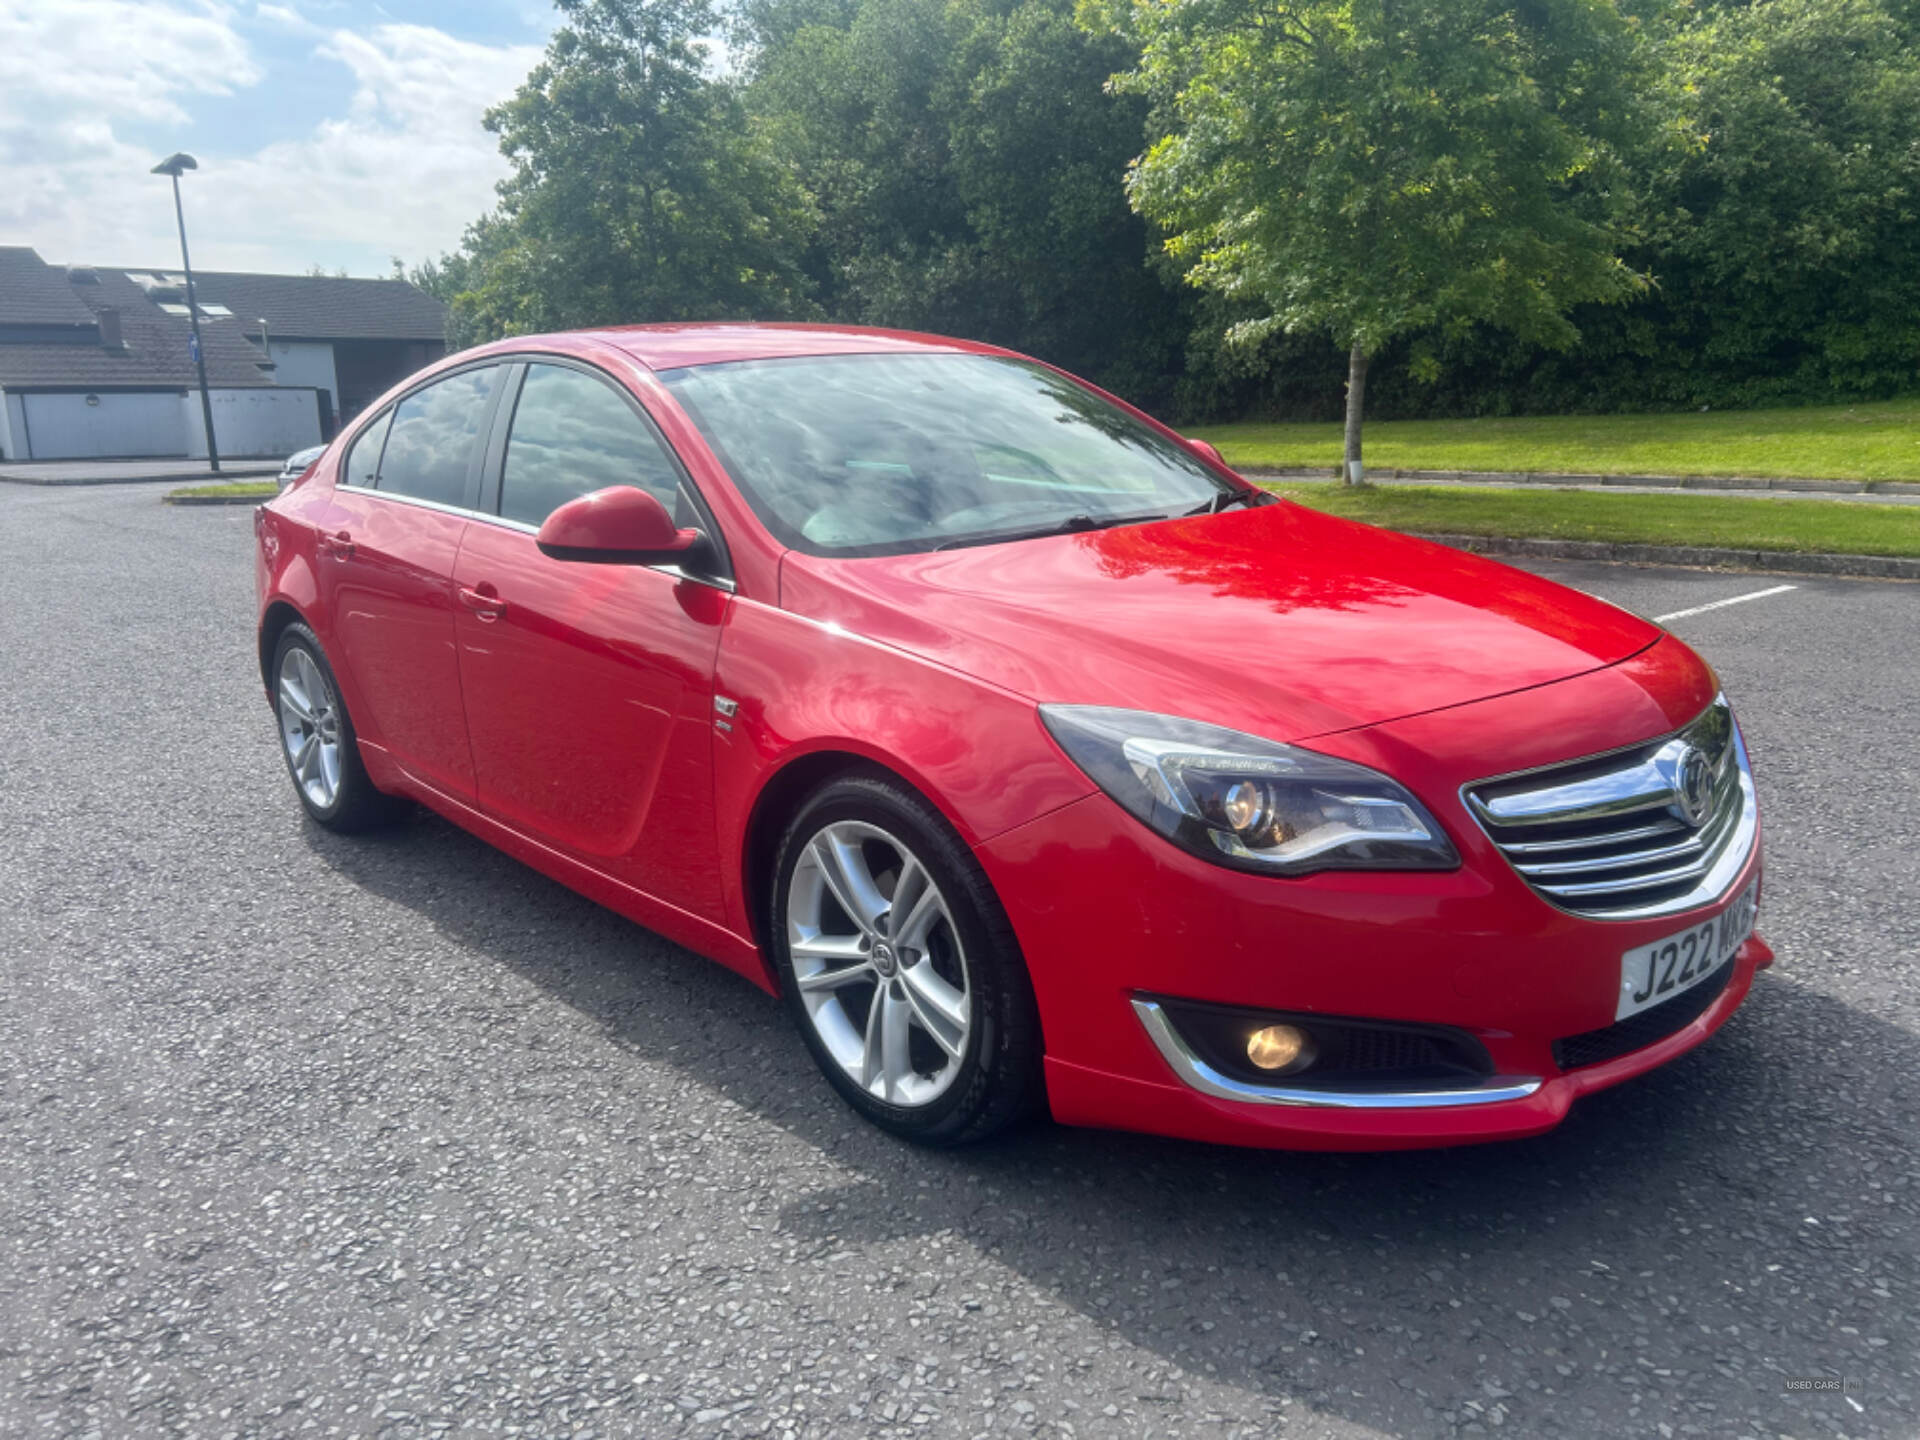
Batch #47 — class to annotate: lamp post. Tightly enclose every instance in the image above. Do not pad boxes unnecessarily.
[151,152,220,474]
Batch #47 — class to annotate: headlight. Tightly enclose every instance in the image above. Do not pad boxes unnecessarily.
[1039,706,1459,876]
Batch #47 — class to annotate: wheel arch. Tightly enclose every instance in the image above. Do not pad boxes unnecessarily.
[257,598,310,692]
[739,748,956,961]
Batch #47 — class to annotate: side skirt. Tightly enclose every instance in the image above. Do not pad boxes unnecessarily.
[360,740,776,994]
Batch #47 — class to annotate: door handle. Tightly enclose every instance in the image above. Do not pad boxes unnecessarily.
[458,584,505,621]
[317,529,354,559]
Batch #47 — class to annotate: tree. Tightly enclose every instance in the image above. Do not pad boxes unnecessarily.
[742,0,1190,400]
[435,0,816,344]
[1088,0,1657,478]
[1651,0,1920,401]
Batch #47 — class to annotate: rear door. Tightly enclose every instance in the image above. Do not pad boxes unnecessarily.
[451,358,731,920]
[320,363,503,799]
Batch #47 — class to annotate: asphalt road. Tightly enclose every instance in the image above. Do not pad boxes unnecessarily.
[2,482,1914,1440]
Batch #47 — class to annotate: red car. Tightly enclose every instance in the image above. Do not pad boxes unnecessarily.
[254,324,1769,1150]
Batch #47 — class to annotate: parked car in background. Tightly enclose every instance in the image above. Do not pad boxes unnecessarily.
[278,444,326,486]
[252,324,1769,1150]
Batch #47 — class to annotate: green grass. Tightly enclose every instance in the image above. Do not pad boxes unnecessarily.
[1192,397,1920,482]
[1273,483,1920,558]
[167,481,279,499]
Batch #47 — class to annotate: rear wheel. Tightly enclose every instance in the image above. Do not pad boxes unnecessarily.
[271,623,402,832]
[771,773,1043,1145]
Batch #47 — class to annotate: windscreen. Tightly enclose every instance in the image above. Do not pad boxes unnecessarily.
[661,353,1234,556]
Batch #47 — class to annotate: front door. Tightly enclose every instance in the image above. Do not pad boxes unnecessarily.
[452,360,731,920]
[320,363,501,799]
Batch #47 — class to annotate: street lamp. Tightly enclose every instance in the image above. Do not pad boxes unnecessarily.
[151,151,220,474]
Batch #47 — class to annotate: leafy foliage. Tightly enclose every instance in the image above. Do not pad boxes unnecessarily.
[1086,0,1657,462]
[417,0,1920,423]
[740,0,1190,399]
[1193,0,1920,417]
[435,0,816,346]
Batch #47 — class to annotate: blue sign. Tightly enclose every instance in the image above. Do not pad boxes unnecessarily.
[188,333,200,363]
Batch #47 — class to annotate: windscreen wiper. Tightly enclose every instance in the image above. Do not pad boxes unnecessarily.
[934,510,1173,552]
[1186,488,1268,516]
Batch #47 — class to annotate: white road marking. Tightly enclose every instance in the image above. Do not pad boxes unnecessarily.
[1653,584,1798,624]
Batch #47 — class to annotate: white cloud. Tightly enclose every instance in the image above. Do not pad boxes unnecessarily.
[0,1,260,126]
[253,2,325,39]
[0,3,541,274]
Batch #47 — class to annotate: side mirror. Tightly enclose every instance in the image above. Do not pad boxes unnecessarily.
[536,486,706,567]
[1185,437,1230,470]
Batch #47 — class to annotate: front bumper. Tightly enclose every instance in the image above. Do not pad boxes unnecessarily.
[978,648,1768,1150]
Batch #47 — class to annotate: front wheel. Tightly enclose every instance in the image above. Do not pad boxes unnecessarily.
[771,773,1043,1145]
[271,622,402,832]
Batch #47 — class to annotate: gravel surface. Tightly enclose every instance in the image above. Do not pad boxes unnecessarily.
[2,484,1914,1440]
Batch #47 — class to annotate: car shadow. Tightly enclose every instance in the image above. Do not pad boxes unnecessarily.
[303,808,1918,1437]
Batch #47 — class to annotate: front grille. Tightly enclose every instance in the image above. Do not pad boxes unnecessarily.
[1464,696,1757,920]
[1551,962,1734,1070]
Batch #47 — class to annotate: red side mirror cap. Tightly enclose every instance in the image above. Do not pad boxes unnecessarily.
[535,486,703,566]
[1186,437,1229,470]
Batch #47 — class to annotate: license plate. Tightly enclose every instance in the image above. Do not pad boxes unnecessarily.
[1615,882,1756,1021]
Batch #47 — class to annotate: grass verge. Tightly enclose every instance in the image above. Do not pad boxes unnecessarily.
[1273,483,1920,558]
[167,481,280,500]
[1193,397,1920,481]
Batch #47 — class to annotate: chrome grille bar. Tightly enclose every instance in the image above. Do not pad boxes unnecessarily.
[1463,696,1757,920]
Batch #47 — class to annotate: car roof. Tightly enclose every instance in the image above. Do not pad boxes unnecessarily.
[481,323,1010,372]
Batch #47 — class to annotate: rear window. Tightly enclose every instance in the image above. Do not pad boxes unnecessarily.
[376,367,496,508]
[340,409,390,489]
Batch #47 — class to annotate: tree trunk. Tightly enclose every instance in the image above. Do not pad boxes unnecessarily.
[1342,340,1368,485]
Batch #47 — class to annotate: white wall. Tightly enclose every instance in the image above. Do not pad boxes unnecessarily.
[19,391,188,459]
[182,387,321,459]
[267,341,339,403]
[0,389,16,461]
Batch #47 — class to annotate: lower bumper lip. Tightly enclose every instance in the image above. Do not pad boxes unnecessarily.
[1130,998,1543,1110]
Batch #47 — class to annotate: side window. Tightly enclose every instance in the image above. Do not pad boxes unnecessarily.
[376,367,495,508]
[499,363,683,527]
[340,409,390,489]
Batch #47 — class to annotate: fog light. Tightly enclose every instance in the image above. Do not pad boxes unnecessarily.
[1246,1023,1313,1074]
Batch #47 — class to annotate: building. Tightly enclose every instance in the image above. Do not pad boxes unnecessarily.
[0,245,447,462]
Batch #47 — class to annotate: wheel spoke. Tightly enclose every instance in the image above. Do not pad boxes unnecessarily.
[293,650,323,706]
[880,987,912,1101]
[892,881,944,953]
[885,857,928,936]
[317,740,340,800]
[860,984,888,1091]
[790,931,868,965]
[901,962,968,1059]
[278,676,315,724]
[293,732,319,784]
[811,831,888,935]
[794,958,875,993]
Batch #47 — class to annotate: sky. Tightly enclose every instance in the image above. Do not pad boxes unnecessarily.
[0,1,558,277]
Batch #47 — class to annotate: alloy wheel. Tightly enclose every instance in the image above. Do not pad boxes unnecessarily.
[786,820,972,1106]
[277,646,343,810]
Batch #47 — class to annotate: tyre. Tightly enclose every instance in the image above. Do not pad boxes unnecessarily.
[270,622,403,833]
[770,772,1044,1145]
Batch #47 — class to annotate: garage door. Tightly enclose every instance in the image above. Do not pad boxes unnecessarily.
[22,392,187,459]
